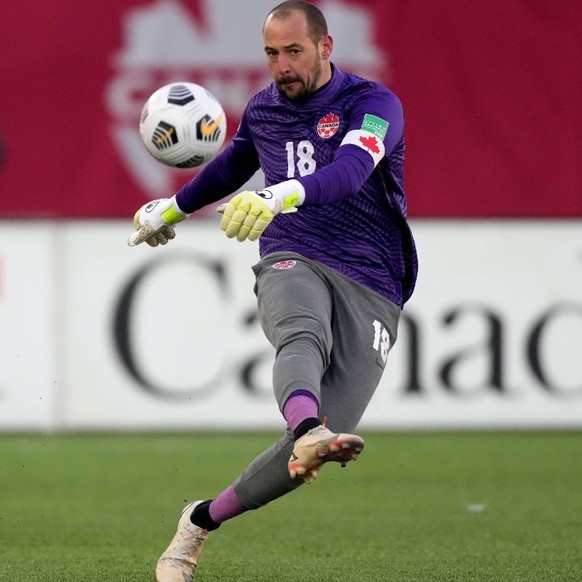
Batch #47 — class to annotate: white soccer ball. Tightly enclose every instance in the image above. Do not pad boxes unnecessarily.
[139,82,227,168]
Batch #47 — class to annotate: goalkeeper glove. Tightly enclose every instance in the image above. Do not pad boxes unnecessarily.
[218,180,305,241]
[128,196,189,247]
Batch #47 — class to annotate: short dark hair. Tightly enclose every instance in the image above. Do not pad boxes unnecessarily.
[266,1,328,44]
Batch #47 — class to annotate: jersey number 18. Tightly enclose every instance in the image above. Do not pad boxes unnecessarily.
[285,140,316,177]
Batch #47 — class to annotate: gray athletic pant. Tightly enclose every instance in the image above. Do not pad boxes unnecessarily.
[234,252,401,510]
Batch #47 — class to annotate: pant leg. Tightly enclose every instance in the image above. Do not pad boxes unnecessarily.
[233,254,400,510]
[234,255,334,508]
[233,427,298,510]
[316,263,401,434]
[253,254,334,411]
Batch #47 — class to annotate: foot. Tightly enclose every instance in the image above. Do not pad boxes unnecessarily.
[155,501,209,582]
[288,425,365,483]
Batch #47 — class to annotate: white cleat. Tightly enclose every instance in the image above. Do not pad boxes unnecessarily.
[155,501,209,582]
[288,424,365,484]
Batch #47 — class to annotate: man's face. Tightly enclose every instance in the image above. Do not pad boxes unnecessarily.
[263,11,332,100]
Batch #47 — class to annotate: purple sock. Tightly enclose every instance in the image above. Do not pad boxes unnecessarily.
[209,485,247,523]
[283,391,320,430]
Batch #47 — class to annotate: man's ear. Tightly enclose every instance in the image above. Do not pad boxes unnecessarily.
[321,35,333,59]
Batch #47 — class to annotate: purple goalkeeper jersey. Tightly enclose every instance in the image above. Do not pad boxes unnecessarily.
[176,65,417,307]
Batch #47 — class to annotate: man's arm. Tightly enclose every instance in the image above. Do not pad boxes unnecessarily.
[218,89,404,241]
[296,90,404,206]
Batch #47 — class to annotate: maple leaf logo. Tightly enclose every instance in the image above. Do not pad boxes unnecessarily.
[359,135,380,154]
[321,113,339,125]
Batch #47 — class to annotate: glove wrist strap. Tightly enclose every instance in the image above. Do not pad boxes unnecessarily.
[161,196,189,224]
[261,179,306,210]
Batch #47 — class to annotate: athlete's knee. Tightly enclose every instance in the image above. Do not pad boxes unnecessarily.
[276,324,331,365]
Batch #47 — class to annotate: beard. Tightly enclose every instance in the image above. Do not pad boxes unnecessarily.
[276,59,322,101]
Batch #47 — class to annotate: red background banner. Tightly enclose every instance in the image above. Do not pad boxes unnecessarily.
[1,0,580,218]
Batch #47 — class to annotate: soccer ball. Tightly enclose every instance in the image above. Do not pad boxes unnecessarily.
[139,82,227,169]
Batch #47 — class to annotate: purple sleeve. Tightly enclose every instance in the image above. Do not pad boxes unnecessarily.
[297,91,403,206]
[175,110,260,213]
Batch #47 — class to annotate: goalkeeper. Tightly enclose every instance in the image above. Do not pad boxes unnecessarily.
[129,1,417,580]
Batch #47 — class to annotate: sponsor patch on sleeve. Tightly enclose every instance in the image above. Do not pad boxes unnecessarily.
[340,129,386,166]
[361,114,389,140]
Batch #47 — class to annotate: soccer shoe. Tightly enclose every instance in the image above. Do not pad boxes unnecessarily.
[288,425,365,484]
[155,501,209,582]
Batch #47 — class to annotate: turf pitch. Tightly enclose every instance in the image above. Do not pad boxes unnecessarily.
[1,431,581,581]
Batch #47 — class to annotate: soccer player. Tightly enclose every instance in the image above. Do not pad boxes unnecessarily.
[129,1,418,580]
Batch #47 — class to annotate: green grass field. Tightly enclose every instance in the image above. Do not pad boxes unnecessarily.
[1,431,581,581]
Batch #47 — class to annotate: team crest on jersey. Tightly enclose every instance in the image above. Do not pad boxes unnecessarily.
[273,260,296,270]
[317,113,340,139]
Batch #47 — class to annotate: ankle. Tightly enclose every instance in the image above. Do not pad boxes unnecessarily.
[190,500,221,531]
[293,417,322,441]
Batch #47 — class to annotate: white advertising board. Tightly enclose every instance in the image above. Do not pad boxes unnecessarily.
[366,221,582,429]
[0,220,580,431]
[0,223,59,429]
[60,221,280,430]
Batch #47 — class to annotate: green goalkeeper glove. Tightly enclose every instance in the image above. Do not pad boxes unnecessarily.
[128,196,189,247]
[218,180,305,241]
